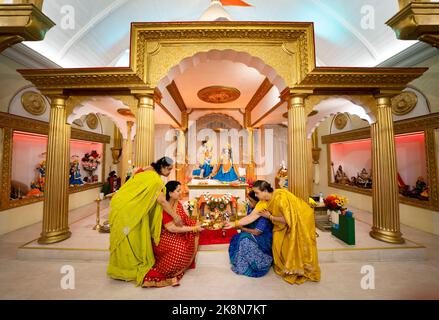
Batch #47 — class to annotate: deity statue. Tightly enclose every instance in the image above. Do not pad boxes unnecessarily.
[69,159,84,186]
[353,168,372,188]
[35,159,46,192]
[211,144,239,182]
[334,165,350,185]
[275,161,288,189]
[102,170,121,195]
[192,139,214,178]
[409,176,429,200]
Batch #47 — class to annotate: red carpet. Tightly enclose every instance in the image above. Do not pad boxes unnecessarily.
[199,228,238,245]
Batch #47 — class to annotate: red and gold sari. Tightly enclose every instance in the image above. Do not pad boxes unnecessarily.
[143,201,199,287]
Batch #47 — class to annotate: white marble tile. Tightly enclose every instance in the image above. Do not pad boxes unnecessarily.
[1,200,439,299]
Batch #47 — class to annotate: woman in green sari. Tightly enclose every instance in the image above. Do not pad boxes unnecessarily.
[107,157,183,286]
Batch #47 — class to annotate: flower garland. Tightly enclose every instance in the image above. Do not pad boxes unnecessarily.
[324,194,348,211]
[203,192,233,212]
[81,150,101,172]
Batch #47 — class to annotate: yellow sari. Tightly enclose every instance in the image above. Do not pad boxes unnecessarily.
[107,170,165,286]
[263,189,321,285]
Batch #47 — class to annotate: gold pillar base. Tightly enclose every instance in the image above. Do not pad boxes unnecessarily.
[38,229,72,245]
[370,228,405,244]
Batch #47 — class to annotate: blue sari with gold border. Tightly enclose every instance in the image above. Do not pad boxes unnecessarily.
[228,206,273,278]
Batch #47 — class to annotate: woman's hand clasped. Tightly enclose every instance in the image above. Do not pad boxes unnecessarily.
[193,223,204,233]
[173,215,183,227]
[258,209,271,219]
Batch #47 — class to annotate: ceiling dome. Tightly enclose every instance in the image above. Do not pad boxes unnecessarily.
[199,0,233,21]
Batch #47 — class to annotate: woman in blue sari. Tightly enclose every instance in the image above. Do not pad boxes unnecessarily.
[227,191,273,277]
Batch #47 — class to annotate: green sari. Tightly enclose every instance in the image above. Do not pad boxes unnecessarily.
[107,170,165,286]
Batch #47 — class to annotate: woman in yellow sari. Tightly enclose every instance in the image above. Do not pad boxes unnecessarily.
[107,157,183,286]
[226,180,320,285]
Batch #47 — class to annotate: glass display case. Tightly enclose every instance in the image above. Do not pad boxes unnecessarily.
[0,112,109,210]
[322,114,439,210]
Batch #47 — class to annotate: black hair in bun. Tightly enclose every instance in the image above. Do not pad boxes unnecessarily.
[151,156,174,174]
[253,180,274,193]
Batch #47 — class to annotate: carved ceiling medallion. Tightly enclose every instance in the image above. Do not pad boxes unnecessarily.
[392,92,418,116]
[21,91,47,116]
[197,86,241,104]
[86,113,99,129]
[334,113,348,130]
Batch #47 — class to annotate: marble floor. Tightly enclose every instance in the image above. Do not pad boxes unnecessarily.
[1,201,439,299]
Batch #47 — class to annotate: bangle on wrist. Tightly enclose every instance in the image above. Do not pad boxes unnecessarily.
[234,220,240,229]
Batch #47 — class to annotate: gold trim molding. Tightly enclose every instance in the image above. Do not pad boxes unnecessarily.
[245,77,273,112]
[0,112,110,143]
[4,183,103,211]
[166,80,187,112]
[0,3,55,52]
[387,2,439,48]
[294,67,427,93]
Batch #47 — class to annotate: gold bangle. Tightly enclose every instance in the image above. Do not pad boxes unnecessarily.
[234,220,240,229]
[269,214,274,223]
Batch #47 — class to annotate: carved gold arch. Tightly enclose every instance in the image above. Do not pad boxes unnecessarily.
[305,94,377,120]
[65,95,137,139]
[130,22,316,89]
[66,95,138,118]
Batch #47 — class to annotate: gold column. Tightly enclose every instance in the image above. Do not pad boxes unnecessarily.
[244,110,255,180]
[307,138,313,196]
[120,121,134,184]
[135,94,155,167]
[246,127,256,180]
[287,94,309,201]
[311,129,322,186]
[0,128,12,210]
[370,96,404,244]
[176,128,186,184]
[111,124,122,164]
[38,95,71,244]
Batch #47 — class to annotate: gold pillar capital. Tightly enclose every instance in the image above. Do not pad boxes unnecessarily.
[47,95,69,108]
[289,95,307,108]
[137,95,154,110]
[281,87,312,103]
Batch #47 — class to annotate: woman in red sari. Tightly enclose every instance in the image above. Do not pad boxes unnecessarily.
[143,181,202,287]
